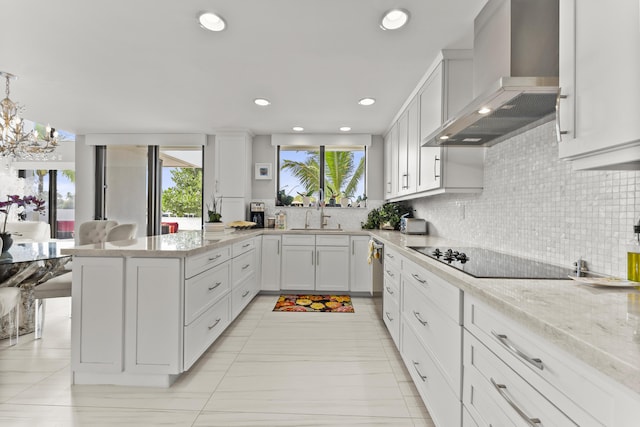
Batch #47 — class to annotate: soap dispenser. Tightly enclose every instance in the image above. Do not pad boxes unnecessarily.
[629,219,640,282]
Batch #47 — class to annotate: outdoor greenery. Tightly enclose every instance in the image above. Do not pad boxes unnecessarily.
[361,202,413,230]
[281,150,364,203]
[162,168,202,217]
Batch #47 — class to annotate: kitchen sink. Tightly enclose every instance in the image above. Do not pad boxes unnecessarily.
[289,228,344,232]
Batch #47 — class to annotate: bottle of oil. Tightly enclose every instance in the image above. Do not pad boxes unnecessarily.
[629,221,640,282]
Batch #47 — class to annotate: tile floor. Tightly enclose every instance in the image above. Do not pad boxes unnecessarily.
[0,295,435,426]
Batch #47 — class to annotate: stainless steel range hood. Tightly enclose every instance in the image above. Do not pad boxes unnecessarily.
[423,0,559,148]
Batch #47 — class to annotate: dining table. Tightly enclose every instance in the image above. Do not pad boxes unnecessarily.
[0,241,73,338]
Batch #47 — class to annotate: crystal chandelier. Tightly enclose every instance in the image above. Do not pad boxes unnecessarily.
[0,71,59,160]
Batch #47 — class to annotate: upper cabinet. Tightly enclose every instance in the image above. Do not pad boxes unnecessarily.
[386,50,485,201]
[558,0,640,170]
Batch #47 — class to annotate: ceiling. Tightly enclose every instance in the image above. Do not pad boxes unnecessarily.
[0,1,486,137]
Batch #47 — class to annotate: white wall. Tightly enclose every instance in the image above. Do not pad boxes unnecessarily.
[412,121,640,278]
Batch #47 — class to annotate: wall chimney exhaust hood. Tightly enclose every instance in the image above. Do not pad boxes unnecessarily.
[423,0,559,148]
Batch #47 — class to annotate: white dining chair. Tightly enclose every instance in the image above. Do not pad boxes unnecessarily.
[33,272,72,340]
[105,223,138,242]
[78,220,118,245]
[0,287,21,346]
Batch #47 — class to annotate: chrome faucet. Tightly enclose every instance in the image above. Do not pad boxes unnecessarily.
[574,257,588,277]
[320,205,331,229]
[304,210,312,229]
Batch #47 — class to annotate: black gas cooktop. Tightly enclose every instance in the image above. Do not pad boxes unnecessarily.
[408,246,571,279]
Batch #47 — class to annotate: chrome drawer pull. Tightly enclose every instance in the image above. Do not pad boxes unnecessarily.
[492,331,544,370]
[208,254,222,261]
[385,312,393,321]
[491,378,541,426]
[411,273,427,284]
[412,361,427,382]
[385,269,394,277]
[242,290,250,298]
[413,311,428,326]
[385,286,394,295]
[242,243,251,248]
[241,264,250,270]
[386,253,394,259]
[208,282,222,291]
[208,318,221,330]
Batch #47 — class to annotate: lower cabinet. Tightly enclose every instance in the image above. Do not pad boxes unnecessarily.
[349,236,372,294]
[281,244,315,290]
[71,237,259,387]
[261,235,281,291]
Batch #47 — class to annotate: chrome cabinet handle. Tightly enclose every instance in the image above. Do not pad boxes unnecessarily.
[492,331,544,370]
[555,88,569,143]
[242,243,251,248]
[208,318,221,330]
[311,251,314,265]
[387,181,391,193]
[402,174,408,189]
[411,273,427,284]
[316,251,319,265]
[352,241,355,255]
[386,253,394,259]
[385,269,394,277]
[208,282,222,291]
[491,378,541,426]
[385,286,394,295]
[434,155,440,179]
[385,312,393,321]
[412,361,427,382]
[413,311,428,326]
[277,240,280,254]
[242,290,250,298]
[208,254,222,261]
[241,264,250,270]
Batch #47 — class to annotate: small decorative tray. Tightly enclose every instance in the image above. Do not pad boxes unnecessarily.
[227,221,256,230]
[568,274,639,288]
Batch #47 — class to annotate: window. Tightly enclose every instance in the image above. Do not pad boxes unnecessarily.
[277,145,366,207]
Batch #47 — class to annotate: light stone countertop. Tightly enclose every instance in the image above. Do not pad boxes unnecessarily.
[62,228,640,394]
[369,230,640,396]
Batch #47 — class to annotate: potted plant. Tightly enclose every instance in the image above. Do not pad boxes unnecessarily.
[206,195,223,223]
[297,191,313,207]
[0,195,46,252]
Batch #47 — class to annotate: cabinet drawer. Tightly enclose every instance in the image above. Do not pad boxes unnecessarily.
[383,274,399,305]
[463,331,579,427]
[315,234,349,246]
[231,274,257,319]
[401,324,461,427]
[403,258,460,324]
[185,246,231,279]
[232,249,255,286]
[282,234,315,246]
[232,238,255,257]
[384,246,401,267]
[383,291,400,348]
[183,296,230,371]
[383,262,400,288]
[402,279,461,396]
[465,295,612,426]
[184,261,230,325]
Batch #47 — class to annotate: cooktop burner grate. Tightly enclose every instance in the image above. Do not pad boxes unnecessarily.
[408,246,570,279]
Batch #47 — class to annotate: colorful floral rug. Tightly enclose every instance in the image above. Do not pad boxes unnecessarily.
[273,295,354,313]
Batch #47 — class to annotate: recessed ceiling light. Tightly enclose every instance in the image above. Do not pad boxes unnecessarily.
[439,135,450,140]
[358,98,376,106]
[339,127,352,132]
[380,9,410,30]
[254,98,271,106]
[292,126,304,132]
[478,107,492,115]
[198,12,226,32]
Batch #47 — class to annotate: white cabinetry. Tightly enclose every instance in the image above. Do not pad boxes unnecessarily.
[206,132,253,221]
[281,234,316,291]
[558,0,640,170]
[261,235,281,291]
[281,234,366,292]
[463,294,640,427]
[315,235,349,292]
[349,236,372,294]
[386,50,484,201]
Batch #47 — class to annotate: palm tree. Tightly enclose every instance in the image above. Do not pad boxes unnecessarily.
[281,150,364,201]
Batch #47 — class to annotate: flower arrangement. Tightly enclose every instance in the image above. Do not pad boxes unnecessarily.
[206,195,223,223]
[0,194,46,234]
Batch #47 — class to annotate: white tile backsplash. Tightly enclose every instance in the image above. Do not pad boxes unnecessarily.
[412,122,640,278]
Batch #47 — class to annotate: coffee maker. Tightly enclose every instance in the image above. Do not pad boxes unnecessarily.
[249,202,265,228]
